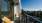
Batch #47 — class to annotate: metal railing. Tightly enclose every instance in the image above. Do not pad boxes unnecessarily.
[27,15,42,23]
[21,13,42,23]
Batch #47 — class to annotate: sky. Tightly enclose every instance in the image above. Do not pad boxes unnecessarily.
[21,0,42,11]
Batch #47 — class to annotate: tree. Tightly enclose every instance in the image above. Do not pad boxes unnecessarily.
[40,12,42,16]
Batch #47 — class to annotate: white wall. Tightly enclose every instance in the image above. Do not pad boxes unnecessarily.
[14,0,22,20]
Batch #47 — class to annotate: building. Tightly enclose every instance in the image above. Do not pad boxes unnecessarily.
[0,0,21,22]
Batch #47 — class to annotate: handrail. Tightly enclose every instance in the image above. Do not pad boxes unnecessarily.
[27,15,42,23]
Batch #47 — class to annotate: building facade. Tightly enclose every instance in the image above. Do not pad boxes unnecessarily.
[0,0,14,21]
[0,0,21,23]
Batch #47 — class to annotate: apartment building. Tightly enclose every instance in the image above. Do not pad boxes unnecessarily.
[0,0,21,22]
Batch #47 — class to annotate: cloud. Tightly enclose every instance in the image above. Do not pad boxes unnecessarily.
[23,8,42,11]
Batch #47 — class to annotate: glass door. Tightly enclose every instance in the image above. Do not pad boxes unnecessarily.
[2,0,8,18]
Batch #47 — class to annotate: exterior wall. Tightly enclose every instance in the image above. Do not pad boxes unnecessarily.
[14,0,22,21]
[14,5,21,15]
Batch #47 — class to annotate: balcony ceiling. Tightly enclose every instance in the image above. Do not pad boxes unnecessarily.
[8,0,19,5]
[12,0,19,3]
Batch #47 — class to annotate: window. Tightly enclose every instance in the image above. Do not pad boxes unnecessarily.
[2,0,8,17]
